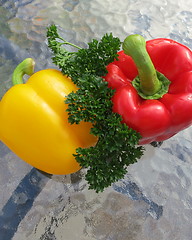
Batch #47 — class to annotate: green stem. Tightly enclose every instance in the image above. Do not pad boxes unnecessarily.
[12,58,35,85]
[122,34,161,96]
[59,36,82,50]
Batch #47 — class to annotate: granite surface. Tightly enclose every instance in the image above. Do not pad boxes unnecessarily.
[1,0,192,239]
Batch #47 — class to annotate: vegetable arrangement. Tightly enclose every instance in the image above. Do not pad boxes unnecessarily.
[0,25,192,192]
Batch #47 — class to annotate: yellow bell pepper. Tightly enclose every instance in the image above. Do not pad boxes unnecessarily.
[0,58,97,175]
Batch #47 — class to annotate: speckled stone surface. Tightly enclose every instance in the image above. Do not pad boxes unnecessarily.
[1,0,192,239]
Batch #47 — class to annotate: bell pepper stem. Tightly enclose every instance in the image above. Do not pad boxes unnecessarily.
[122,35,161,96]
[12,58,35,85]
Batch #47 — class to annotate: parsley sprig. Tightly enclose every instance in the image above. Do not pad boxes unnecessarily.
[47,25,144,192]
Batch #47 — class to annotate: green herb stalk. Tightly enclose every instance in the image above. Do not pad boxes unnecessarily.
[47,24,144,192]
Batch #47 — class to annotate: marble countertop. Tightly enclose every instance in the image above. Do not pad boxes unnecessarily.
[1,0,192,239]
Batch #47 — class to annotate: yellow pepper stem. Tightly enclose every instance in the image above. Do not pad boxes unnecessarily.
[12,58,35,85]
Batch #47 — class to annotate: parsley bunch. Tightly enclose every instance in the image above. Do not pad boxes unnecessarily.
[47,25,144,192]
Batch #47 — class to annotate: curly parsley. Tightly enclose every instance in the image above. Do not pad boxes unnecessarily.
[47,24,144,192]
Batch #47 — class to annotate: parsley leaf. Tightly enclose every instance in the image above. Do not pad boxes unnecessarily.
[47,24,144,192]
[47,24,120,79]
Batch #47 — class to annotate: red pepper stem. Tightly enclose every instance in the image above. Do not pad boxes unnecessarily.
[12,58,35,86]
[122,35,161,96]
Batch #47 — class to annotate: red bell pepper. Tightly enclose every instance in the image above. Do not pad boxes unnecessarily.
[104,35,192,144]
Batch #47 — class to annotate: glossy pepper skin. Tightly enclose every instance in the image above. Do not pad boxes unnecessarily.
[0,64,97,174]
[105,38,192,144]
